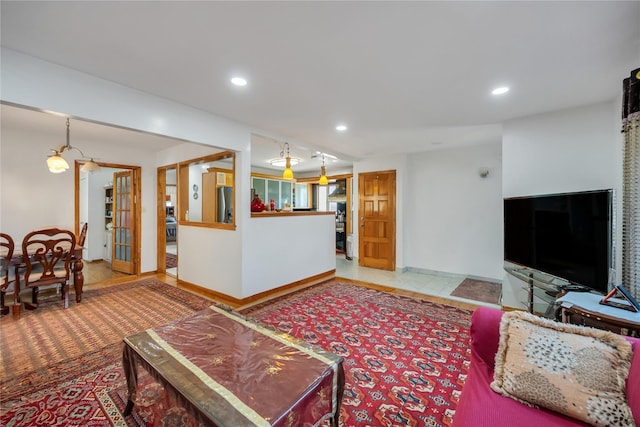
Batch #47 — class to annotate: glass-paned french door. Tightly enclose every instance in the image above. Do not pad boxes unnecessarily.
[111,170,135,274]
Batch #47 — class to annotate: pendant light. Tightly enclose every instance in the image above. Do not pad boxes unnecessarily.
[319,155,328,185]
[47,118,101,174]
[281,142,294,180]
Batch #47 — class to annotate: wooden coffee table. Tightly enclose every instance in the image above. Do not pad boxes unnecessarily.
[122,305,345,426]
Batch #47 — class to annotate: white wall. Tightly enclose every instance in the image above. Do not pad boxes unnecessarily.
[352,154,408,268]
[243,214,336,296]
[187,163,203,222]
[0,127,158,270]
[405,143,503,280]
[1,48,335,301]
[85,168,115,261]
[501,101,623,308]
[503,101,620,198]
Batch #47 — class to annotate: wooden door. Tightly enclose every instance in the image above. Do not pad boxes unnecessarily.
[112,170,135,274]
[358,170,396,270]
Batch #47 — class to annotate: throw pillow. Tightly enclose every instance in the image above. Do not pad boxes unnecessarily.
[490,311,635,427]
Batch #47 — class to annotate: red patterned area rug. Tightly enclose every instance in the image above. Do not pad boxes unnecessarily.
[0,277,212,426]
[1,279,472,427]
[240,280,472,427]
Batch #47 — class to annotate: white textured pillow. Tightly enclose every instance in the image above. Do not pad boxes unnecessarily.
[491,311,635,427]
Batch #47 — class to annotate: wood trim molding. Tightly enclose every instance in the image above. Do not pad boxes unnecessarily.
[177,269,336,308]
[295,173,353,183]
[74,160,142,276]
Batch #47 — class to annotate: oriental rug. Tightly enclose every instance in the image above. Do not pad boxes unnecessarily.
[165,253,177,269]
[240,280,473,427]
[1,279,473,427]
[449,278,502,305]
[0,278,212,405]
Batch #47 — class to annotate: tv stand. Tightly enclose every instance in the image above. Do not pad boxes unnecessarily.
[504,266,570,318]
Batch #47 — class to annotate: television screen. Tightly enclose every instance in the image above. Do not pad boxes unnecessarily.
[504,190,612,294]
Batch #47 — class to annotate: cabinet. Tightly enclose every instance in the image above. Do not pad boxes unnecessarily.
[251,177,293,210]
[558,292,640,337]
[104,230,112,262]
[104,186,113,262]
[105,186,113,229]
[335,202,346,253]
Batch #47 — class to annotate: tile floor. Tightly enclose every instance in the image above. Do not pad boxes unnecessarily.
[335,255,501,309]
[97,245,500,309]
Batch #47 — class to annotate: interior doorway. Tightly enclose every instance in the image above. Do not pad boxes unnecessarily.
[157,165,178,277]
[75,161,141,284]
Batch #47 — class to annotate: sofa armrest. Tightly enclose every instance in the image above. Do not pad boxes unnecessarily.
[627,339,640,423]
[470,307,504,372]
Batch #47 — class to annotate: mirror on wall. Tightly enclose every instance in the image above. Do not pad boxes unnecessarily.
[178,151,235,228]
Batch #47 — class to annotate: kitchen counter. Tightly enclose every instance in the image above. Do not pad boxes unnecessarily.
[251,211,334,218]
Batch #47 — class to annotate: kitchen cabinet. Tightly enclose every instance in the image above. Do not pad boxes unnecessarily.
[251,176,293,210]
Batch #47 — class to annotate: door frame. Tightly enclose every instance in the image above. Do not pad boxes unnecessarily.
[157,164,178,274]
[74,160,142,276]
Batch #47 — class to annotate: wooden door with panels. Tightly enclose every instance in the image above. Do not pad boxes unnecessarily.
[358,170,396,271]
[111,170,136,274]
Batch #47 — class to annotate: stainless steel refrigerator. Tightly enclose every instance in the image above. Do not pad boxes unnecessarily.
[217,186,233,223]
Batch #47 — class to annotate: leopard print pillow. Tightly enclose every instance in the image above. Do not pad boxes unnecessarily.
[490,311,635,427]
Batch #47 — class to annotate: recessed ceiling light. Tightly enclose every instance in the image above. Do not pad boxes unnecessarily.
[336,124,347,132]
[231,77,247,86]
[491,86,509,95]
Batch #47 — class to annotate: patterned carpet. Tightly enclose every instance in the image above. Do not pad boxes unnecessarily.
[0,278,212,405]
[241,280,473,426]
[1,280,473,427]
[166,253,177,269]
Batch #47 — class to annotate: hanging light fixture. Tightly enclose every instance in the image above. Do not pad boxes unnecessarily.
[47,118,101,174]
[319,154,328,185]
[281,142,294,180]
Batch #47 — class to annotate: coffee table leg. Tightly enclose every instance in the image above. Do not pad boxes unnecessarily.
[122,344,138,417]
[124,399,135,416]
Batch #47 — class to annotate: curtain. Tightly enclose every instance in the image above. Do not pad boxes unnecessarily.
[621,68,640,298]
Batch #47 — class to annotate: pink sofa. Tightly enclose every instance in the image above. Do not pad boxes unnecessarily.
[453,307,640,427]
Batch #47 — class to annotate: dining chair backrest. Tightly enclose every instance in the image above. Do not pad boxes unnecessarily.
[78,223,88,247]
[21,228,76,288]
[0,233,14,289]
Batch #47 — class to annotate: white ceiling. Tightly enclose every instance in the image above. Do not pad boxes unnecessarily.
[1,1,639,172]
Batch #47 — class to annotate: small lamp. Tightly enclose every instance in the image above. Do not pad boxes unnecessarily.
[81,159,101,172]
[282,142,294,180]
[319,155,328,185]
[47,118,101,174]
[47,152,70,173]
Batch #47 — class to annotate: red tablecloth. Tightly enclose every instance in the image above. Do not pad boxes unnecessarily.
[123,305,344,427]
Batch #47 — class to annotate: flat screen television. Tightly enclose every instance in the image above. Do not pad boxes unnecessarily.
[504,189,612,294]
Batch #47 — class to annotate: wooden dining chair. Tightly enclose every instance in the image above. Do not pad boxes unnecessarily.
[72,223,88,280]
[1,233,16,316]
[78,223,88,247]
[20,228,76,310]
